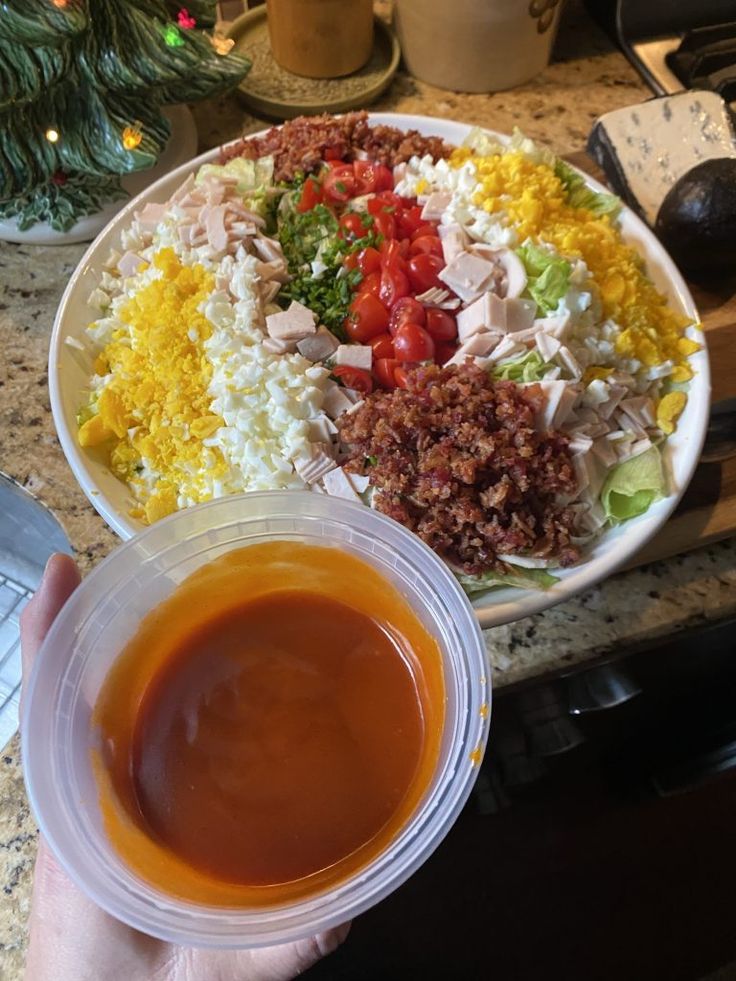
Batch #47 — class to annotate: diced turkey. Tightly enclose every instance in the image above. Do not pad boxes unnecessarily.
[438,251,496,303]
[445,330,501,365]
[265,300,317,341]
[117,251,144,279]
[335,344,372,370]
[293,444,337,484]
[439,223,468,264]
[296,325,340,362]
[321,466,362,502]
[421,191,452,221]
[322,382,357,418]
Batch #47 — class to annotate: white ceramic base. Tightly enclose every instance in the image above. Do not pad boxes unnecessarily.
[0,105,198,246]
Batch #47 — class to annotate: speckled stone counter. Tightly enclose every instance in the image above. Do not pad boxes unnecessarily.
[1,3,734,976]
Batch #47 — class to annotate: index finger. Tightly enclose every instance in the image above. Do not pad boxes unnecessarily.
[19,554,81,686]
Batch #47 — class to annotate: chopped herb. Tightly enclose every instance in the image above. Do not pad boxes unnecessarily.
[335,181,347,194]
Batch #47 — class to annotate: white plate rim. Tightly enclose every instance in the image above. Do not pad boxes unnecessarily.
[49,112,711,629]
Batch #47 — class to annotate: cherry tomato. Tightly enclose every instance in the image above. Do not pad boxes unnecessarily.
[378,266,410,308]
[424,308,458,342]
[410,223,439,242]
[435,341,457,365]
[332,365,373,394]
[373,164,394,192]
[369,332,395,360]
[323,147,344,161]
[360,271,382,298]
[406,253,444,293]
[297,176,322,213]
[379,238,407,272]
[343,252,359,272]
[396,205,425,238]
[388,296,425,335]
[339,211,369,240]
[368,191,401,215]
[324,157,348,168]
[409,235,443,258]
[393,323,435,363]
[323,165,357,204]
[352,160,377,195]
[345,292,390,342]
[372,210,396,241]
[356,246,382,276]
[374,357,400,390]
[394,365,416,389]
[397,237,411,259]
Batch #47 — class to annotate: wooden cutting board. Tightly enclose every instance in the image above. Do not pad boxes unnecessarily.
[566,151,736,568]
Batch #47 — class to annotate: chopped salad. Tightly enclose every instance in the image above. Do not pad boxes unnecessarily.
[75,113,699,595]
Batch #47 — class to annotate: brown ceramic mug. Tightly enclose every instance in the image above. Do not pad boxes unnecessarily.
[266,0,374,79]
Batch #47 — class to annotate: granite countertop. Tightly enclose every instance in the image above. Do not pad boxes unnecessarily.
[1,1,735,974]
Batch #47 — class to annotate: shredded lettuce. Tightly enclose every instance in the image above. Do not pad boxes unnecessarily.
[554,160,621,218]
[456,565,558,596]
[601,445,666,522]
[516,242,571,315]
[195,156,274,216]
[492,349,555,382]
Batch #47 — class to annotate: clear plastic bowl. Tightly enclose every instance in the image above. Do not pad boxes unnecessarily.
[22,492,490,948]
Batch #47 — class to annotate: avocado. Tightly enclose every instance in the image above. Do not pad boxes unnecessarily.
[655,158,736,276]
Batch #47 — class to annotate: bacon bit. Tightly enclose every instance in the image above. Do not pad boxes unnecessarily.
[339,363,580,575]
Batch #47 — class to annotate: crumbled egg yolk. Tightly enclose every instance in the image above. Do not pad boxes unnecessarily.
[78,248,227,524]
[656,391,687,435]
[450,147,699,377]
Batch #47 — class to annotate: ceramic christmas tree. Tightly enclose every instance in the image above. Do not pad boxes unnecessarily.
[0,0,250,243]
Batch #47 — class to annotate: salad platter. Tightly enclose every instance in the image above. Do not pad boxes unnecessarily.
[49,113,710,628]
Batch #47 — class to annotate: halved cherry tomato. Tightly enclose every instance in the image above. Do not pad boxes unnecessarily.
[324,157,348,168]
[374,357,400,390]
[379,238,407,272]
[373,164,394,192]
[435,341,457,365]
[368,191,402,215]
[397,237,412,259]
[297,176,322,213]
[406,253,444,293]
[369,332,395,360]
[339,211,369,240]
[343,252,359,272]
[424,308,458,342]
[356,246,382,276]
[394,365,417,389]
[388,296,425,335]
[323,165,357,204]
[360,271,382,298]
[345,292,389,342]
[410,223,439,242]
[372,210,396,241]
[352,160,377,195]
[378,266,410,308]
[393,323,435,363]
[332,365,373,394]
[409,235,443,258]
[396,205,425,238]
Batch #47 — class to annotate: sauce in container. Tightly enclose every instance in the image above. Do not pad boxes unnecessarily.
[266,0,374,79]
[93,541,444,905]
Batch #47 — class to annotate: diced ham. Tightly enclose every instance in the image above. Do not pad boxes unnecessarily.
[170,173,195,204]
[485,334,525,364]
[591,437,618,468]
[321,466,362,502]
[619,396,656,429]
[308,415,338,443]
[413,286,460,309]
[533,313,571,340]
[438,251,496,302]
[253,236,286,264]
[457,292,536,340]
[445,331,500,365]
[117,251,144,278]
[597,383,626,420]
[555,345,582,380]
[335,344,372,370]
[297,325,340,362]
[534,380,578,429]
[204,204,228,252]
[135,201,167,233]
[421,191,452,221]
[346,472,370,494]
[265,300,317,341]
[536,331,561,362]
[322,382,357,418]
[293,443,337,484]
[262,336,297,355]
[439,223,468,264]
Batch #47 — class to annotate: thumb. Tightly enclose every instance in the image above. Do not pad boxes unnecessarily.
[19,553,81,686]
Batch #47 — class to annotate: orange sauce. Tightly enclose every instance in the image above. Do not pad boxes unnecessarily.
[93,542,445,905]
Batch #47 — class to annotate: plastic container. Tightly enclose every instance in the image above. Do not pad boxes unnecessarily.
[22,491,490,948]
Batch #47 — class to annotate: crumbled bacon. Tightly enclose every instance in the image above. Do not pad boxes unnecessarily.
[338,363,580,575]
[221,111,452,183]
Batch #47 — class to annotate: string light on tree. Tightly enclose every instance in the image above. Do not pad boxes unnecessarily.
[177,8,196,29]
[51,0,68,7]
[122,122,143,151]
[45,128,60,143]
[210,32,234,55]
[163,23,185,47]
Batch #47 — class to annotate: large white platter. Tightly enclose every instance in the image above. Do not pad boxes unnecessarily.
[49,113,710,629]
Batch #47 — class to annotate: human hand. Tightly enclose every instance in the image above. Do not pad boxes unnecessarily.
[21,554,350,981]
